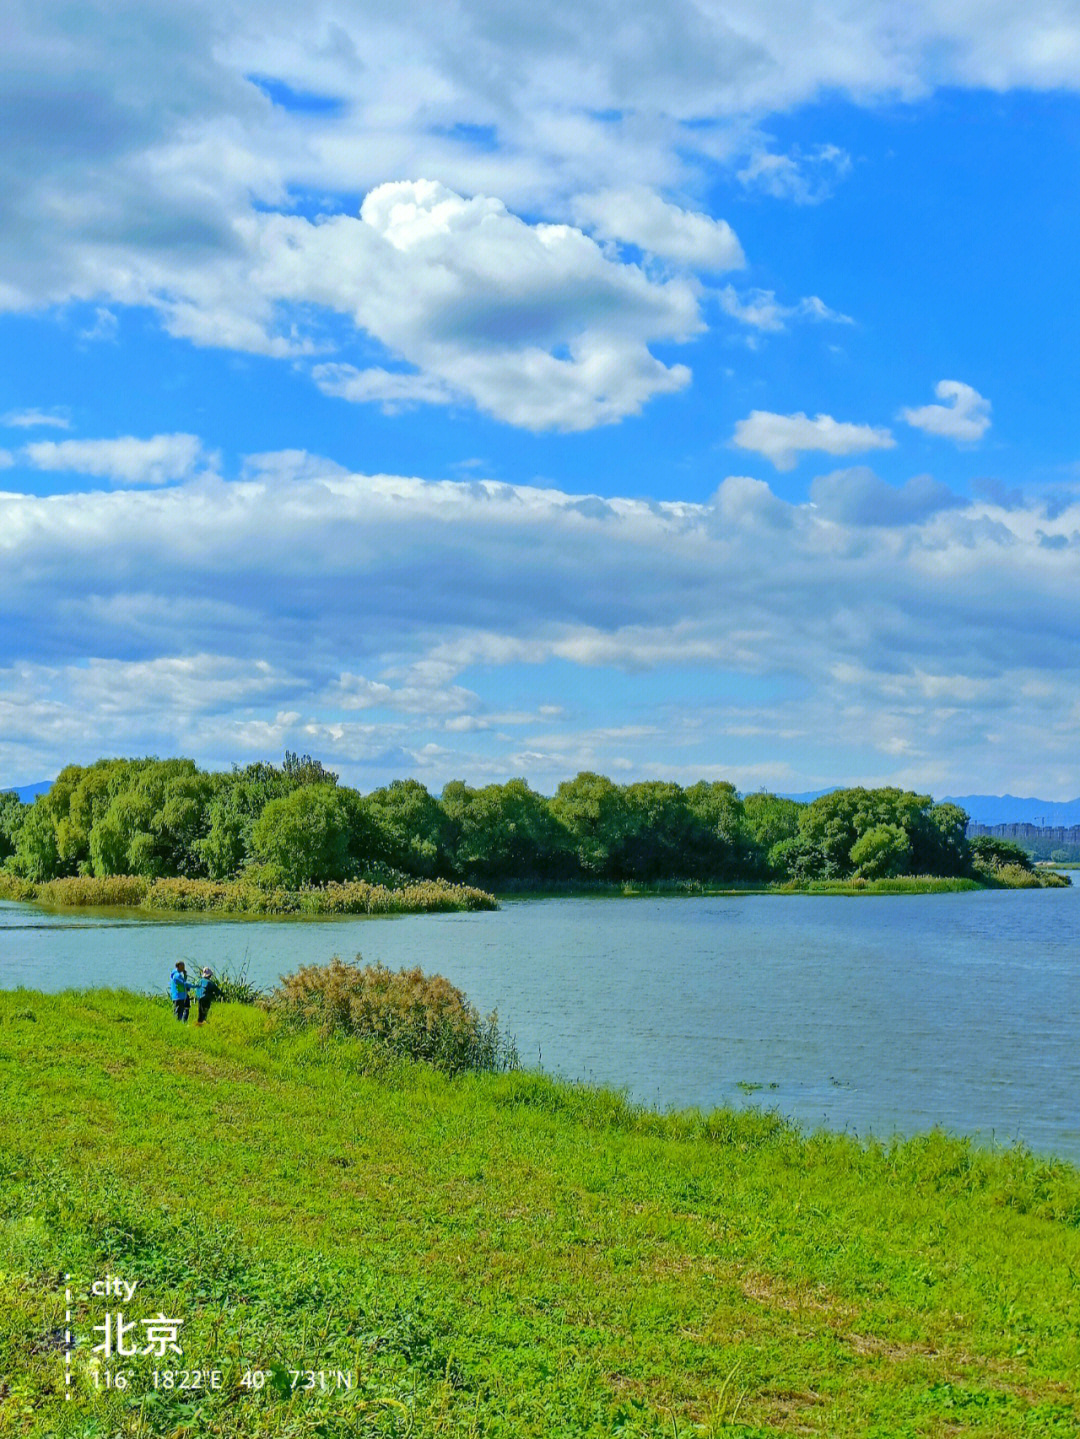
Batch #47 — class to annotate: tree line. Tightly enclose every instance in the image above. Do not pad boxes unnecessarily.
[0,753,1014,890]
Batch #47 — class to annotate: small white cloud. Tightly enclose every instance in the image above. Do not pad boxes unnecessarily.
[0,450,14,469]
[78,307,119,343]
[571,187,745,271]
[732,410,895,471]
[718,286,852,332]
[2,408,71,430]
[22,434,208,486]
[737,144,852,203]
[900,381,992,443]
[311,364,458,413]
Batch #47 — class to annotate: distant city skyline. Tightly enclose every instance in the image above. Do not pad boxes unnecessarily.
[3,5,1080,795]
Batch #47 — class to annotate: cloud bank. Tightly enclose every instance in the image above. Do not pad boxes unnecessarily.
[2,452,1079,793]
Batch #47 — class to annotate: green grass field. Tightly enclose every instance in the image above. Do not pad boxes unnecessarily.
[2,989,1079,1437]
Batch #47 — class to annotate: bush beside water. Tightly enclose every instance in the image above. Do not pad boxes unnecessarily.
[267,957,517,1075]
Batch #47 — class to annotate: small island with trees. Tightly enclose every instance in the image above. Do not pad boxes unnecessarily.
[0,752,1065,915]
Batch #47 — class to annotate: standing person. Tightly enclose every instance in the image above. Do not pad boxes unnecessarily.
[169,962,191,1022]
[195,967,219,1027]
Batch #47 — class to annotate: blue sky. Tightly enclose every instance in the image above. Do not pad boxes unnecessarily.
[3,3,1080,796]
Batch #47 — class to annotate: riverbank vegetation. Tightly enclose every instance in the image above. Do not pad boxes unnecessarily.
[0,755,1067,907]
[2,983,1079,1437]
[0,871,496,915]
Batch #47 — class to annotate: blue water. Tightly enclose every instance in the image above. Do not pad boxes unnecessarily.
[2,886,1078,1159]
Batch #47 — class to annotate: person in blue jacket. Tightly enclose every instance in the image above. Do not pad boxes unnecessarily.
[169,962,191,1022]
[195,967,220,1027]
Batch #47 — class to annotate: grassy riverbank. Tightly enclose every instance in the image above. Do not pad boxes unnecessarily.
[2,990,1079,1437]
[0,872,497,915]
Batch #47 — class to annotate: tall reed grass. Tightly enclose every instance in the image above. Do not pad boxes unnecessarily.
[0,872,497,913]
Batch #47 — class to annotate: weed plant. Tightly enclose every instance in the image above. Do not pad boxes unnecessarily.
[213,961,263,1005]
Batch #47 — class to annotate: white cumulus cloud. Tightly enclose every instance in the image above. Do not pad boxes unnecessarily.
[900,380,992,443]
[732,410,895,470]
[257,180,700,431]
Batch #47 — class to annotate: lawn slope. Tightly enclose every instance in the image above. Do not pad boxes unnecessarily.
[1,991,1078,1438]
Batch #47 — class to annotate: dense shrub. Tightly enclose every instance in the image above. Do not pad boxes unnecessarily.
[969,835,1034,872]
[267,958,517,1074]
[0,872,496,914]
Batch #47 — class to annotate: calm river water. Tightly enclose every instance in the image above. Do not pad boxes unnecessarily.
[2,886,1078,1160]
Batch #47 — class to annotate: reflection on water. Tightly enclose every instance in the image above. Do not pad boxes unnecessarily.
[2,887,1078,1160]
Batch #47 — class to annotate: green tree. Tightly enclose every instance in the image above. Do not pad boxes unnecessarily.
[11,801,60,880]
[250,784,380,887]
[766,834,823,882]
[198,763,296,878]
[849,823,911,878]
[910,802,970,876]
[88,760,215,878]
[968,836,1034,873]
[441,779,571,882]
[282,751,338,787]
[548,772,629,878]
[0,791,27,866]
[56,759,150,872]
[616,781,700,879]
[685,781,755,875]
[743,793,802,863]
[366,779,450,877]
[795,788,937,880]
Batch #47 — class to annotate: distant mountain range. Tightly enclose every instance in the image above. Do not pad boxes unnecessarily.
[940,795,1080,826]
[2,782,53,803]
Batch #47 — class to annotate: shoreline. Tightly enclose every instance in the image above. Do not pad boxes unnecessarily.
[2,983,1078,1166]
[0,866,1068,917]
